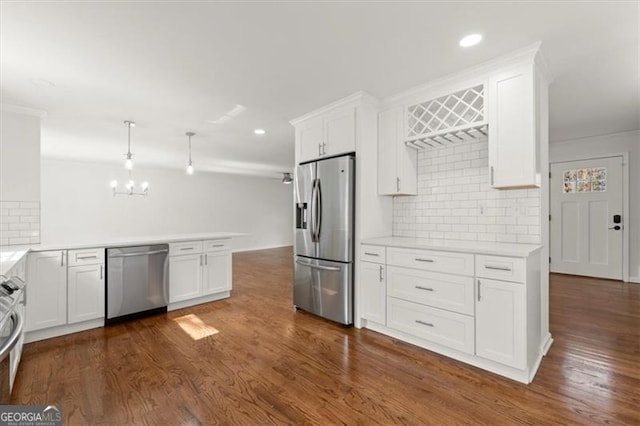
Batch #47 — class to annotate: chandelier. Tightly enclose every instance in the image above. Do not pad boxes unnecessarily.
[110,120,149,196]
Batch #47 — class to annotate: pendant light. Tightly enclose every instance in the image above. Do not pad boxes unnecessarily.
[110,120,149,196]
[186,132,195,175]
[124,120,134,170]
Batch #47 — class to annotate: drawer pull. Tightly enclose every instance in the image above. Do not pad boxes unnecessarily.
[415,258,434,263]
[379,265,384,282]
[77,255,98,260]
[484,265,512,272]
[180,247,194,251]
[415,320,434,327]
[415,285,434,292]
[364,252,379,257]
[211,244,225,248]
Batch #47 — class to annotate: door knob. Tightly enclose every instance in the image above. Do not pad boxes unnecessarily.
[608,225,622,230]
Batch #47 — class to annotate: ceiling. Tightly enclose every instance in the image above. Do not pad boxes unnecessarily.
[1,2,638,177]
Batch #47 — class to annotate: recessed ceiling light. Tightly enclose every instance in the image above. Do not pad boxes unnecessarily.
[459,34,482,47]
[29,78,56,88]
[254,129,266,135]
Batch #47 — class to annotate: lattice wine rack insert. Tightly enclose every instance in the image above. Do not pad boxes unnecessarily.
[405,84,487,149]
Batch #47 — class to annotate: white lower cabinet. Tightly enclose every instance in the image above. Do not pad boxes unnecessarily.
[26,250,68,332]
[169,253,203,302]
[359,243,543,383]
[359,260,386,325]
[475,278,526,369]
[168,240,232,307]
[67,263,105,324]
[203,251,231,295]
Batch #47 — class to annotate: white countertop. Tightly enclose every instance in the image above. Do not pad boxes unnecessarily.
[361,236,542,257]
[1,232,247,276]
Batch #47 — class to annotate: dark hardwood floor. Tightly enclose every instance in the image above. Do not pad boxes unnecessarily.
[13,247,640,425]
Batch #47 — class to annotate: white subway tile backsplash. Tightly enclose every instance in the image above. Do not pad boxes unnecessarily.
[393,139,541,245]
[0,200,40,245]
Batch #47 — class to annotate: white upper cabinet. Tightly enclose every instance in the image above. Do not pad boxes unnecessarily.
[378,106,417,195]
[295,107,355,163]
[488,64,539,189]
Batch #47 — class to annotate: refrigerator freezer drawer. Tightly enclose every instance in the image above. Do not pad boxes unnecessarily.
[294,256,352,325]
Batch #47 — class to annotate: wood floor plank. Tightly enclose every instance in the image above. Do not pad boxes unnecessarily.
[11,247,640,425]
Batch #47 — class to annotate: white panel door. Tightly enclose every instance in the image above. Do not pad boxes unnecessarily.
[476,278,525,369]
[202,251,231,295]
[26,250,68,331]
[359,261,386,324]
[169,254,202,302]
[550,157,623,279]
[68,264,105,324]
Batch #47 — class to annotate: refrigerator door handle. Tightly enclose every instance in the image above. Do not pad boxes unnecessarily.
[295,259,341,272]
[316,179,322,240]
[310,179,318,242]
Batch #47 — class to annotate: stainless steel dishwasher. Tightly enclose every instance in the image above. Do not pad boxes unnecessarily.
[106,244,169,324]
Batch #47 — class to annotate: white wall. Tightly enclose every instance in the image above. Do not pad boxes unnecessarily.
[550,130,640,282]
[41,159,293,251]
[0,109,41,201]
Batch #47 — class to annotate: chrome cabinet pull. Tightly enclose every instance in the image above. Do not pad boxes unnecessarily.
[364,252,379,257]
[484,265,512,272]
[180,247,194,251]
[415,258,434,263]
[396,177,400,192]
[415,320,434,327]
[477,280,482,301]
[205,254,208,265]
[415,285,434,292]
[490,166,495,186]
[211,244,225,248]
[379,265,384,282]
[77,255,98,260]
[100,265,103,280]
[60,252,64,266]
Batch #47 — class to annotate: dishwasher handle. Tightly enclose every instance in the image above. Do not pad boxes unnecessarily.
[109,249,169,258]
[0,311,23,360]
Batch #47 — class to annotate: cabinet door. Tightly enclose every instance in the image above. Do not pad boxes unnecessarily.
[324,108,355,157]
[169,254,202,303]
[203,251,232,295]
[476,278,526,369]
[26,250,67,332]
[360,261,386,325]
[68,264,105,324]
[297,117,324,163]
[378,107,417,195]
[488,65,538,188]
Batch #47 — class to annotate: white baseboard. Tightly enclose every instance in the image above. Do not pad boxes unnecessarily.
[168,291,230,311]
[629,276,640,284]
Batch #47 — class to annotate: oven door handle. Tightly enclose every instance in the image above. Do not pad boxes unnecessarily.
[0,311,23,360]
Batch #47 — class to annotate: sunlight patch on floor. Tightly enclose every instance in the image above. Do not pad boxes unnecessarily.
[173,314,219,340]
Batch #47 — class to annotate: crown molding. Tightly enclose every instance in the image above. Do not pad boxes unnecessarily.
[1,104,48,118]
[289,90,379,126]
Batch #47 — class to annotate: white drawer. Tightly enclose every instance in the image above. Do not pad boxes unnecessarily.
[360,245,385,263]
[475,255,526,283]
[204,239,231,252]
[68,248,105,266]
[387,297,475,355]
[169,241,203,256]
[387,266,475,316]
[387,247,474,276]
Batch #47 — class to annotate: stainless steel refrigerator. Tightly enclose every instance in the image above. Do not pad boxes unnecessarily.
[294,154,354,325]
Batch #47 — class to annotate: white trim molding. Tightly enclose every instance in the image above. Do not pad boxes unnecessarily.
[1,104,48,118]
